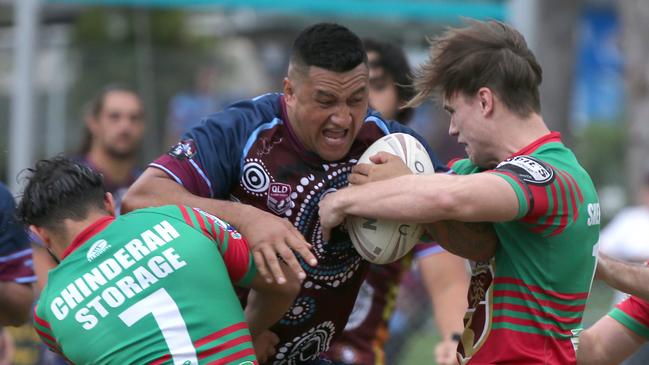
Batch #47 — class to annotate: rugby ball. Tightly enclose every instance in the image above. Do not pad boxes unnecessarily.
[347,133,435,264]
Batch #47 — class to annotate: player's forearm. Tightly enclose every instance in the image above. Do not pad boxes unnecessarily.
[245,289,295,338]
[597,255,649,301]
[246,265,300,337]
[425,221,497,261]
[122,168,257,229]
[334,174,462,223]
[0,281,34,326]
[419,252,469,339]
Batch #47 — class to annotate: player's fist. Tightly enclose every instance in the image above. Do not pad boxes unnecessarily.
[252,330,279,363]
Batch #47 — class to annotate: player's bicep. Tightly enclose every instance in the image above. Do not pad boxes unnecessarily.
[454,173,520,222]
[578,315,645,365]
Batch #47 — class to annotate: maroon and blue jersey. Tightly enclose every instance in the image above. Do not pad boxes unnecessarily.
[0,182,35,285]
[151,93,446,364]
[324,236,442,365]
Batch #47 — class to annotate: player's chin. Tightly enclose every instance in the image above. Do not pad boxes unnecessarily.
[318,145,352,162]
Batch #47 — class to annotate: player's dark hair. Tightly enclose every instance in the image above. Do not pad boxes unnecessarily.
[16,156,106,232]
[408,19,542,118]
[290,23,367,74]
[364,38,415,123]
[79,83,141,154]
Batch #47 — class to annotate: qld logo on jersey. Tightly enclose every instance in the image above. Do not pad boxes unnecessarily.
[87,239,111,262]
[496,155,555,185]
[267,182,292,215]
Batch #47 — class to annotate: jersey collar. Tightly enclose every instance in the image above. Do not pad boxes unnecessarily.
[61,216,115,260]
[509,131,562,158]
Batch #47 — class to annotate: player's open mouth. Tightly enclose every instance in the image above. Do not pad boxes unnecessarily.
[322,129,348,145]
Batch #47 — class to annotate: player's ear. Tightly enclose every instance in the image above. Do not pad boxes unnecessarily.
[477,87,494,116]
[283,77,295,102]
[104,192,116,217]
[30,225,51,248]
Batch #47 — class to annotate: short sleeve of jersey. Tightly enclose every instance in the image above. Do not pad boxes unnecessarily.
[33,304,64,356]
[172,205,256,286]
[609,295,649,339]
[150,94,283,199]
[383,118,448,173]
[0,183,35,284]
[449,157,532,220]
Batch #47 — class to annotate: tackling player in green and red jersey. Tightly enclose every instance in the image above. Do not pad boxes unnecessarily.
[16,157,299,365]
[318,20,600,364]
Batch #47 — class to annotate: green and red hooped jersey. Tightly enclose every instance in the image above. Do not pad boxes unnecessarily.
[610,295,649,339]
[450,132,600,365]
[609,260,649,339]
[33,205,258,365]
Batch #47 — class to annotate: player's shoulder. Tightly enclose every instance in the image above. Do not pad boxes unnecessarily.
[200,93,283,131]
[123,205,186,221]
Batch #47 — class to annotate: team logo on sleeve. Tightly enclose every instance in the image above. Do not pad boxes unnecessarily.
[496,155,555,185]
[267,182,292,215]
[168,139,197,160]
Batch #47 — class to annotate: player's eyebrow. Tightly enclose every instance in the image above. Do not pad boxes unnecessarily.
[443,104,454,114]
[315,90,336,99]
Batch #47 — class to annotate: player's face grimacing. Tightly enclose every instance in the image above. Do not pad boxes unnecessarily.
[444,92,496,169]
[285,64,369,162]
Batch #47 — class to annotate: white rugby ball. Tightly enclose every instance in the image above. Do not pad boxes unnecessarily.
[347,133,435,264]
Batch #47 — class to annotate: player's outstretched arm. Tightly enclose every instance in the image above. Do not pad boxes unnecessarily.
[319,172,513,259]
[577,315,645,365]
[245,263,301,362]
[123,168,317,283]
[419,251,469,365]
[596,254,649,302]
[245,263,301,337]
[0,281,33,326]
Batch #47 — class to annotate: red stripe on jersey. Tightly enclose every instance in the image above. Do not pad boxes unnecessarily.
[531,182,559,233]
[33,325,57,344]
[549,175,570,237]
[222,235,251,283]
[495,277,589,300]
[33,307,51,329]
[195,322,248,348]
[558,168,584,203]
[447,157,463,169]
[558,170,579,224]
[198,334,252,359]
[494,302,582,325]
[491,170,531,205]
[192,208,213,240]
[178,205,194,227]
[510,132,562,157]
[205,348,256,365]
[149,353,171,365]
[492,314,573,336]
[493,290,586,312]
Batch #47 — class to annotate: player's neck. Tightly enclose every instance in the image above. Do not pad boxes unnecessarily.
[87,147,136,184]
[495,112,550,160]
[52,210,113,258]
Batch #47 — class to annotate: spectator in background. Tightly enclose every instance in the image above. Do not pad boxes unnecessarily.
[323,38,468,365]
[0,182,36,364]
[166,64,221,145]
[77,84,145,213]
[597,171,649,364]
[32,85,145,290]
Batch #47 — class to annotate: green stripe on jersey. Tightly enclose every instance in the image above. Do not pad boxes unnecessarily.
[493,296,583,320]
[494,282,588,307]
[609,308,649,339]
[489,172,529,219]
[492,321,571,339]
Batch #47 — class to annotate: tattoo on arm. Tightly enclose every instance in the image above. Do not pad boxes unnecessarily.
[427,221,498,261]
